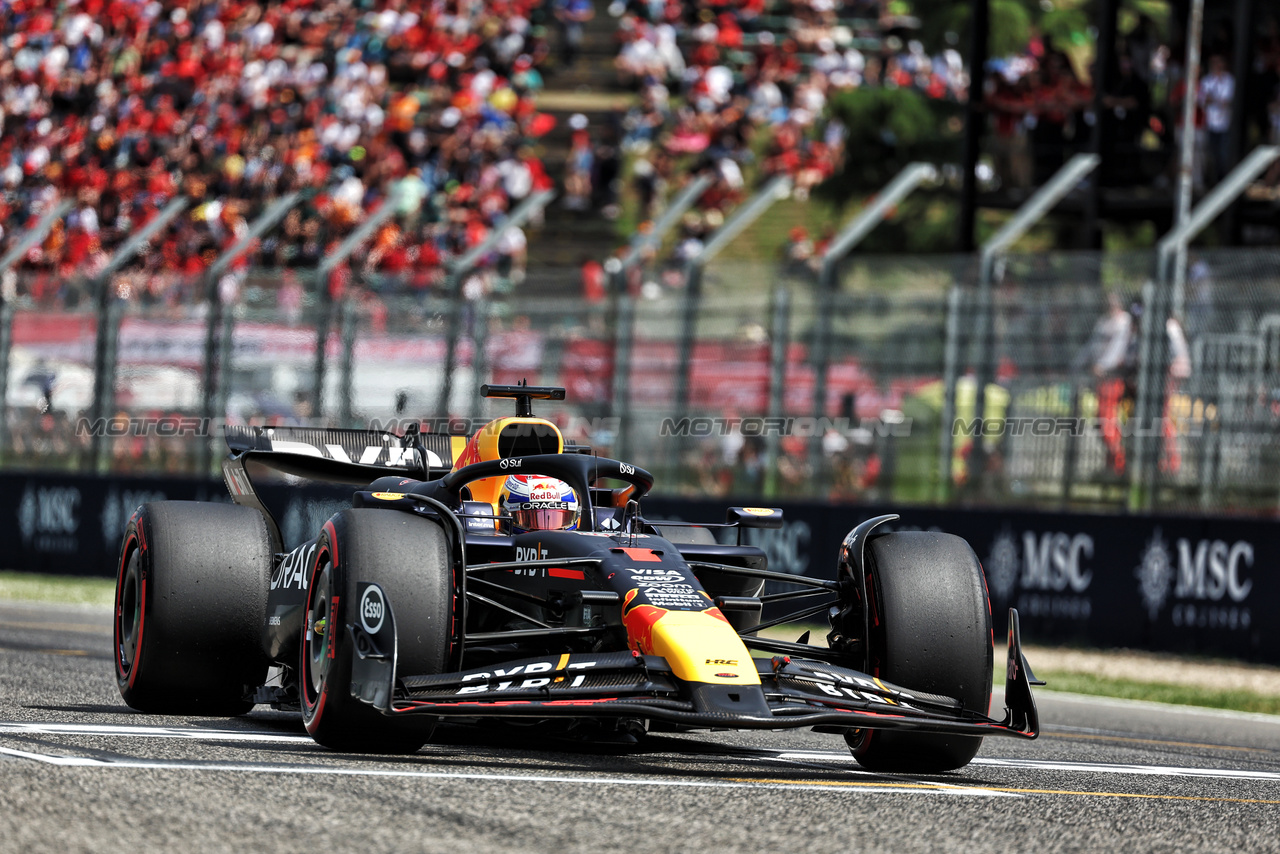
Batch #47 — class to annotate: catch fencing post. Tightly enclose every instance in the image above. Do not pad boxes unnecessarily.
[87,196,190,471]
[0,198,73,463]
[938,153,1099,501]
[313,186,414,419]
[0,301,12,463]
[763,286,791,497]
[608,173,715,296]
[671,175,790,463]
[198,191,304,473]
[1130,145,1280,510]
[610,295,636,460]
[437,189,555,415]
[0,199,73,275]
[808,162,936,480]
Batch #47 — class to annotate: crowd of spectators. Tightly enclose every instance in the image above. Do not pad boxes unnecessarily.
[986,13,1280,194]
[0,0,558,309]
[607,0,973,287]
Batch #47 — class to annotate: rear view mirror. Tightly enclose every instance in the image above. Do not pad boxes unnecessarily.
[726,506,783,529]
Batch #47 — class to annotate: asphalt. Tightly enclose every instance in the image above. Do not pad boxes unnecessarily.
[3,600,1280,854]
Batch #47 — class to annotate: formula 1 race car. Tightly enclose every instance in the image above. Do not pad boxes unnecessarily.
[113,384,1041,772]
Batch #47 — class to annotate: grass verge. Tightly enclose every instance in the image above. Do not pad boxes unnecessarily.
[758,622,1279,716]
[1033,670,1280,716]
[0,571,115,608]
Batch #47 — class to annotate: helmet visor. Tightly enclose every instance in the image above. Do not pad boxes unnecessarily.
[511,505,576,531]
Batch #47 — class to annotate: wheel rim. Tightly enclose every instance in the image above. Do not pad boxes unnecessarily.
[306,561,332,701]
[118,549,142,674]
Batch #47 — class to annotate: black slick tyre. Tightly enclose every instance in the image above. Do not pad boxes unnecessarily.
[300,509,454,753]
[114,501,272,715]
[846,531,992,773]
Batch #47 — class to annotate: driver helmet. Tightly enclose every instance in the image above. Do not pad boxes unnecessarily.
[499,474,581,533]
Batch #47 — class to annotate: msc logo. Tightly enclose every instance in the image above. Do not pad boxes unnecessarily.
[1136,529,1254,626]
[985,529,1093,598]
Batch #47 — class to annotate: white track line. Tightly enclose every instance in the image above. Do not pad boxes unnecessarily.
[0,722,310,743]
[0,743,1012,797]
[773,750,1280,783]
[969,757,1280,782]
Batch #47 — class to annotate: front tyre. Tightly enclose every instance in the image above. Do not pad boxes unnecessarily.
[300,509,455,753]
[114,501,272,715]
[846,532,992,773]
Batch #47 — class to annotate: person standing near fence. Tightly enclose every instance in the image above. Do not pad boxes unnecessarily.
[1161,313,1192,474]
[1084,294,1134,474]
[1199,55,1235,185]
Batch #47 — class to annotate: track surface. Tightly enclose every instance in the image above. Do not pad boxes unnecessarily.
[3,601,1280,854]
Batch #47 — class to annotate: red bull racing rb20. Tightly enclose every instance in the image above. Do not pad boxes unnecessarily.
[113,384,1042,772]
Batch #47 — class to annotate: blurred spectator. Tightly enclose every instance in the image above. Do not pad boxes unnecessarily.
[1101,55,1151,186]
[564,117,594,210]
[1081,294,1133,474]
[553,0,595,67]
[1199,54,1235,185]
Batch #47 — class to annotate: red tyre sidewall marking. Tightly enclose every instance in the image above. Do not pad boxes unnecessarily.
[977,559,994,716]
[113,531,136,682]
[304,521,340,735]
[115,521,147,689]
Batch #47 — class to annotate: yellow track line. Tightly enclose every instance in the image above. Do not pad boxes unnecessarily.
[735,777,1280,804]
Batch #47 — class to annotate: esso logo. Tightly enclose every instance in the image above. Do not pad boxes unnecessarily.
[360,586,386,635]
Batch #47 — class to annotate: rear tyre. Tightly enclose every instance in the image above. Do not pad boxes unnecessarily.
[114,501,272,715]
[846,532,992,773]
[300,509,454,753]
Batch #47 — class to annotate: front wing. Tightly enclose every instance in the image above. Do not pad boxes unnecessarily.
[347,582,1040,739]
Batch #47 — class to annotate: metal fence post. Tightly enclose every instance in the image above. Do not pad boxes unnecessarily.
[1131,145,1280,510]
[0,200,72,465]
[945,154,1099,500]
[337,298,358,427]
[671,261,703,457]
[615,173,714,288]
[610,295,635,460]
[809,162,936,480]
[437,271,465,418]
[88,196,190,471]
[671,176,791,452]
[469,300,492,422]
[437,190,556,415]
[0,200,73,276]
[0,301,13,463]
[763,286,791,498]
[936,283,964,500]
[199,191,304,473]
[312,187,413,416]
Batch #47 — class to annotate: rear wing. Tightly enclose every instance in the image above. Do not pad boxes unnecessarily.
[221,425,464,553]
[224,425,461,484]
